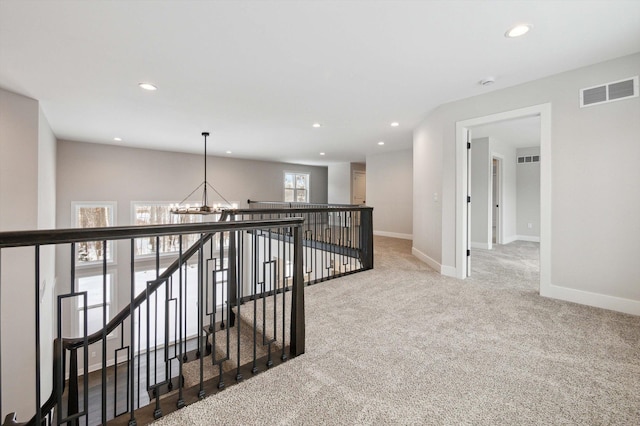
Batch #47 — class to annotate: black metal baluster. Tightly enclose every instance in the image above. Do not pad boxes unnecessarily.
[177,235,185,408]
[280,228,287,361]
[101,240,108,425]
[0,249,2,420]
[34,245,42,426]
[129,239,137,426]
[152,236,162,419]
[183,262,188,364]
[251,229,258,374]
[68,243,79,426]
[232,228,243,382]
[197,235,205,399]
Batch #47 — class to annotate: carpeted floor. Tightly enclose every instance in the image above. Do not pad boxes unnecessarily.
[155,236,640,425]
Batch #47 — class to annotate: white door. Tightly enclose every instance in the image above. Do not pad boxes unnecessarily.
[352,171,366,205]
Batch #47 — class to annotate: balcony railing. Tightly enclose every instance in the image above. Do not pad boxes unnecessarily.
[0,203,373,425]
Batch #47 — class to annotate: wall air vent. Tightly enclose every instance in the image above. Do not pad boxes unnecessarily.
[580,76,638,108]
[517,155,540,164]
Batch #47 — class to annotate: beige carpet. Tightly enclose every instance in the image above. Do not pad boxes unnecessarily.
[155,236,640,425]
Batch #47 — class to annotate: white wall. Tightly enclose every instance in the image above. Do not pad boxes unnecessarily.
[0,88,56,420]
[412,115,444,272]
[327,163,351,204]
[413,52,640,313]
[516,147,541,239]
[366,148,412,239]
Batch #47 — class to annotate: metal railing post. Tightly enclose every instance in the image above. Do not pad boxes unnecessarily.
[359,208,374,270]
[290,225,305,356]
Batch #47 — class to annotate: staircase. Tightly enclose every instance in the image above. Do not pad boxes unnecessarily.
[0,204,372,426]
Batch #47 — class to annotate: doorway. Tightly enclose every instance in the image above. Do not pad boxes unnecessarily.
[352,170,366,205]
[491,156,502,246]
[455,103,551,295]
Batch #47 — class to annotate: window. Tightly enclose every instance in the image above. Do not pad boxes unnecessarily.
[132,203,204,256]
[73,202,116,264]
[284,172,309,203]
[77,273,114,337]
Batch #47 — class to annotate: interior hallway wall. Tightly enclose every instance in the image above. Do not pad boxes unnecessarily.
[413,52,640,313]
[0,88,56,420]
[366,148,412,239]
[516,147,541,240]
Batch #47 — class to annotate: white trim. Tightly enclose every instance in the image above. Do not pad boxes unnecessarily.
[411,246,458,277]
[502,234,518,244]
[456,104,551,290]
[541,284,640,316]
[374,230,412,240]
[440,265,457,277]
[516,235,540,242]
[411,246,440,272]
[470,242,490,249]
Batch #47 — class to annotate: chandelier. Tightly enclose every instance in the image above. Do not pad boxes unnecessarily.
[170,132,234,215]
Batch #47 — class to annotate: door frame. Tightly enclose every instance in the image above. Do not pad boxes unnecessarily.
[455,103,551,295]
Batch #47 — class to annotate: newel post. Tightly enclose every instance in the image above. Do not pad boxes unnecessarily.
[360,208,374,270]
[290,224,305,356]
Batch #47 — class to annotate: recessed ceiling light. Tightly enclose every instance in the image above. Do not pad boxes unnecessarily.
[113,137,122,142]
[378,141,385,146]
[312,123,321,128]
[320,152,325,156]
[505,24,532,38]
[225,150,232,154]
[139,82,157,91]
[390,122,399,127]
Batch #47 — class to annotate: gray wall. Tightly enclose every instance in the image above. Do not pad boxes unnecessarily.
[327,163,351,204]
[0,88,56,419]
[56,140,328,228]
[413,52,640,312]
[366,148,413,238]
[516,147,541,239]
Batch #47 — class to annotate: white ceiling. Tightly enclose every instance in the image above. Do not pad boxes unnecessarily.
[471,115,541,148]
[1,1,639,165]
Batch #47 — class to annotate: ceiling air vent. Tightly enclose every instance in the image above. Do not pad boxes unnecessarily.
[580,76,638,108]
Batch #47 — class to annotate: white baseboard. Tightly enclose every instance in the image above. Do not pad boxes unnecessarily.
[441,265,457,277]
[374,230,412,240]
[502,235,518,244]
[516,235,540,242]
[411,247,440,272]
[541,283,640,316]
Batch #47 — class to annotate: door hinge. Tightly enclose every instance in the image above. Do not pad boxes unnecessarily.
[467,249,471,257]
[467,196,471,203]
[467,142,471,149]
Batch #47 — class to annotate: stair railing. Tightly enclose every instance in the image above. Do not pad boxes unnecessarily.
[0,216,306,426]
[234,204,374,284]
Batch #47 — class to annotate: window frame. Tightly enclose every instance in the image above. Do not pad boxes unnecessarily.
[72,201,117,267]
[283,171,310,203]
[131,201,205,259]
[75,270,117,340]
